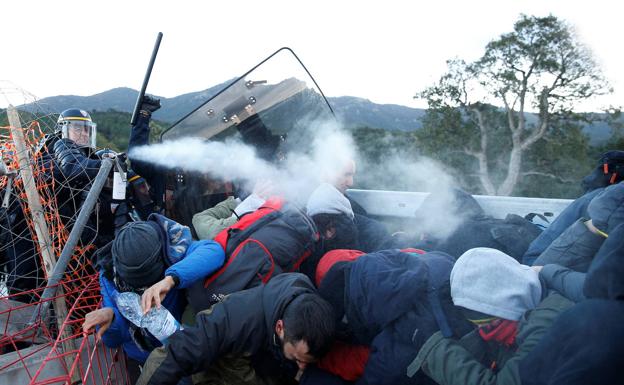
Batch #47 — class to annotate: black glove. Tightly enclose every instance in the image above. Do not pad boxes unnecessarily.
[116,152,128,164]
[140,94,161,115]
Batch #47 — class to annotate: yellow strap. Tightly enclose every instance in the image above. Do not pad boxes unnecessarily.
[65,117,91,121]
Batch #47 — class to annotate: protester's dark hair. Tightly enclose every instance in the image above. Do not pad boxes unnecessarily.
[282,293,336,358]
[312,213,359,251]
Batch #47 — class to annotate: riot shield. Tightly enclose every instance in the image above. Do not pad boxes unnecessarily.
[160,47,335,161]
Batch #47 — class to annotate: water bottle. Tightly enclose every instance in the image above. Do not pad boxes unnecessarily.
[114,291,183,344]
[114,292,143,327]
[141,306,183,343]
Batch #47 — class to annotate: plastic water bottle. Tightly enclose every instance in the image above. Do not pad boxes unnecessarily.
[114,291,183,343]
[115,292,143,327]
[141,306,183,343]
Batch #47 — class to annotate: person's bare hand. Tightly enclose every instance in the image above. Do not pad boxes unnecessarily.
[252,180,275,199]
[83,308,114,339]
[141,276,176,314]
[531,265,544,273]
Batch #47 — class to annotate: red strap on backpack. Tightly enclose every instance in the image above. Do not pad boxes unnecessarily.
[204,238,276,288]
[213,196,284,249]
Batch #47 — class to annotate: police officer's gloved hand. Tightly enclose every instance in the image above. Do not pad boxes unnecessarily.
[115,152,128,164]
[96,148,118,159]
[140,95,161,117]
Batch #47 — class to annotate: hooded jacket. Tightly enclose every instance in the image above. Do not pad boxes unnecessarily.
[408,293,573,385]
[136,273,316,385]
[407,249,573,385]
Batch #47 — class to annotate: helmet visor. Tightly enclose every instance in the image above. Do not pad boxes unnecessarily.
[61,120,97,148]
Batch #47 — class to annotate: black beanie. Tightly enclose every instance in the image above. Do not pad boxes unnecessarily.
[112,221,165,289]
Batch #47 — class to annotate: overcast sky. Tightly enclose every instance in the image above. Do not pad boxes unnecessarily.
[1,0,622,111]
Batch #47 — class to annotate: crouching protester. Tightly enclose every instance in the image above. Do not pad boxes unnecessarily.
[523,150,624,265]
[135,273,336,385]
[406,248,574,385]
[519,224,624,385]
[82,215,225,382]
[531,181,624,271]
[304,248,472,385]
[532,194,624,303]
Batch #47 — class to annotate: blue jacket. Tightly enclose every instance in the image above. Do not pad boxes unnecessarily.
[523,187,604,265]
[99,216,225,362]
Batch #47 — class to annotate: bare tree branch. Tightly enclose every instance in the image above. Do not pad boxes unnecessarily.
[501,94,517,134]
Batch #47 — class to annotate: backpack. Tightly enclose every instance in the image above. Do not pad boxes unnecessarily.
[421,214,542,261]
[188,197,320,311]
[582,150,624,193]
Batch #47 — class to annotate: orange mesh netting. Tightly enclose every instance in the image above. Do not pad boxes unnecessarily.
[1,97,126,384]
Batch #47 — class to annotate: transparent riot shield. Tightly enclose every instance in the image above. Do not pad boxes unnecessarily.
[160,47,336,162]
[159,48,336,226]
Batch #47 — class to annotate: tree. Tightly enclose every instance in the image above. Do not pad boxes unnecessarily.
[418,14,611,196]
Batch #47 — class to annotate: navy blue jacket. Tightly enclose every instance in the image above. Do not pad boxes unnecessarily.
[51,138,102,186]
[519,299,624,385]
[331,250,471,385]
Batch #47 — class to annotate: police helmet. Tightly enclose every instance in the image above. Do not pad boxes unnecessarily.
[57,108,97,148]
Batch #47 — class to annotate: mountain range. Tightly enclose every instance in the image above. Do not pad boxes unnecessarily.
[23,84,613,143]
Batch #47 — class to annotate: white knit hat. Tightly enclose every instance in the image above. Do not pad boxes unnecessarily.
[450,248,542,321]
[306,183,355,219]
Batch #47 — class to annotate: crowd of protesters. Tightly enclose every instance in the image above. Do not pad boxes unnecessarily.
[10,97,621,385]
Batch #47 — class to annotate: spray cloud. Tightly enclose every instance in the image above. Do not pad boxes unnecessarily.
[130,118,472,240]
[129,119,356,205]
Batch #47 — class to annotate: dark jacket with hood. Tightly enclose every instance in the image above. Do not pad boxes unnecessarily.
[136,273,316,385]
[317,249,471,385]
